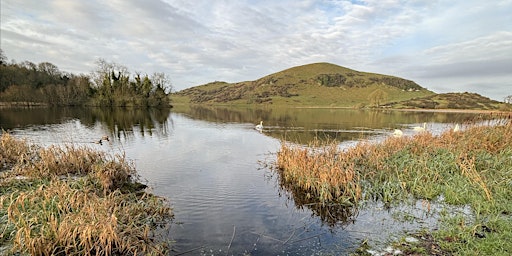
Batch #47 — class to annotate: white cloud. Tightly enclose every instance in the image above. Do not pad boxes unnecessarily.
[1,0,511,100]
[424,31,512,64]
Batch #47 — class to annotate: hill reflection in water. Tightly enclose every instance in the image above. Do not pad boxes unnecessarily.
[171,104,481,144]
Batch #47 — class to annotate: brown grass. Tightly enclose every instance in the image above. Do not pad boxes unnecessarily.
[276,114,512,207]
[277,140,361,205]
[0,133,173,255]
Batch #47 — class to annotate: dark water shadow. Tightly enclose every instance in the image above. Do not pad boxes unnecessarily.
[84,107,172,139]
[0,106,172,140]
[279,183,359,228]
[263,166,358,228]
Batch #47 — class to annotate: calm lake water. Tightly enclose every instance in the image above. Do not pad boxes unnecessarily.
[0,106,482,255]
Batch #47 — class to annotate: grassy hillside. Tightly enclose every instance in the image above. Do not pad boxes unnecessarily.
[384,92,511,110]
[172,63,433,107]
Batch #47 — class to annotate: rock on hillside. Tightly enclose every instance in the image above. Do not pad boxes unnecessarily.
[385,92,511,110]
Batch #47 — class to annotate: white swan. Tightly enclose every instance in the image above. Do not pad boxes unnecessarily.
[413,122,426,132]
[255,121,263,131]
[453,123,460,132]
[393,129,403,137]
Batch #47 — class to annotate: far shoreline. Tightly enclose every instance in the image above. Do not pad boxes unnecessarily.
[2,101,510,115]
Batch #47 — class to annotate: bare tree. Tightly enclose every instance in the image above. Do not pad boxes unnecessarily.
[38,62,61,77]
[0,49,7,65]
[504,95,512,104]
[90,58,129,87]
[150,72,173,93]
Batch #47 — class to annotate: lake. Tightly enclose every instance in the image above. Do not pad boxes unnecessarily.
[0,106,481,255]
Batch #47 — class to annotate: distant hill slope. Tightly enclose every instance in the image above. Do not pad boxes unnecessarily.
[383,92,511,110]
[172,63,434,107]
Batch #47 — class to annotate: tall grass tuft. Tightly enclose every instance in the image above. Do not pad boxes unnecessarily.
[0,133,173,255]
[0,133,35,171]
[276,139,361,205]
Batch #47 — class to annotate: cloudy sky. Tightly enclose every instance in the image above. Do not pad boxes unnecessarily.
[1,0,511,101]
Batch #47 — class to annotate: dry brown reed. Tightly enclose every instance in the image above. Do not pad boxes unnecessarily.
[8,180,172,255]
[6,142,136,194]
[276,116,512,206]
[0,133,35,170]
[8,180,170,255]
[277,139,361,205]
[456,153,492,201]
[0,133,173,255]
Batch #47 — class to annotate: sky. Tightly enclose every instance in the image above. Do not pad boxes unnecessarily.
[1,0,511,101]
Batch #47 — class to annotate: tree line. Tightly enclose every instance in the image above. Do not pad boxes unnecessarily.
[0,49,172,107]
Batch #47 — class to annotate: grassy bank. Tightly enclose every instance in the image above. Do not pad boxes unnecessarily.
[0,133,173,255]
[276,117,512,255]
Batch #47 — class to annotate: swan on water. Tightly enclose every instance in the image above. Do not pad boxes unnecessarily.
[255,121,263,131]
[413,122,426,132]
[453,123,460,132]
[393,129,403,137]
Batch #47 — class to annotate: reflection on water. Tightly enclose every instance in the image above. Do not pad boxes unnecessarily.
[0,107,171,140]
[276,174,358,227]
[172,105,483,144]
[0,106,488,255]
[85,107,171,139]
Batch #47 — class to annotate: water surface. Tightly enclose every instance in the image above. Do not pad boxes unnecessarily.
[0,106,481,255]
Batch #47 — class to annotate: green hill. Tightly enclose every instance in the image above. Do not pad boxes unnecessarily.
[383,92,511,110]
[172,63,434,107]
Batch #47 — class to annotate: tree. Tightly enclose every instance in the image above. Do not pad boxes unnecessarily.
[150,72,173,93]
[90,58,129,88]
[20,61,37,70]
[0,49,7,65]
[38,62,61,77]
[504,95,512,104]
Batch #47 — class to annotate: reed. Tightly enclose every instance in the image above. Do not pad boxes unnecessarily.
[0,133,36,170]
[0,133,173,255]
[276,139,361,205]
[278,117,511,206]
[276,116,512,254]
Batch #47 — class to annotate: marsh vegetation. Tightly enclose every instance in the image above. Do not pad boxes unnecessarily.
[276,115,512,255]
[0,133,173,255]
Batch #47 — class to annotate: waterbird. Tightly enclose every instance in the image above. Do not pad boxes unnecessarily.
[393,129,403,137]
[413,122,427,132]
[453,123,460,132]
[255,121,263,131]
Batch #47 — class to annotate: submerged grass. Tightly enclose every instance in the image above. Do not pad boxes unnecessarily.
[276,116,512,255]
[0,133,173,255]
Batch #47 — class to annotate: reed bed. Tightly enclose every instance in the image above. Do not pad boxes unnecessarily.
[276,140,361,205]
[277,118,512,207]
[0,133,173,255]
[276,116,512,254]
